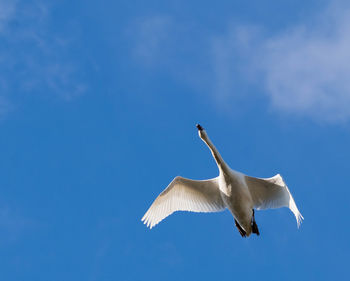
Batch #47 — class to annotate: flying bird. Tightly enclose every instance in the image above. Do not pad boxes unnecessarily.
[142,124,303,237]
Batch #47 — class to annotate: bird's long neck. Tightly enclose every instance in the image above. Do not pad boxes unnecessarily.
[199,130,229,174]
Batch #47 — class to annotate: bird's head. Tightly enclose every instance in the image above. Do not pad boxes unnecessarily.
[196,124,204,131]
[196,123,207,139]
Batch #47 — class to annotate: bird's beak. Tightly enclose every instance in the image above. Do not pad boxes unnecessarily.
[196,124,204,131]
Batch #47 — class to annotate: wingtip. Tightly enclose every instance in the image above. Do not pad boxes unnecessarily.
[296,213,304,228]
[141,213,151,229]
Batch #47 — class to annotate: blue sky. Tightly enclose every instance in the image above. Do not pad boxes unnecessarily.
[1,0,349,280]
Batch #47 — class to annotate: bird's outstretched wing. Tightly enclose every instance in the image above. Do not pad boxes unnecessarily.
[142,176,225,229]
[245,174,303,227]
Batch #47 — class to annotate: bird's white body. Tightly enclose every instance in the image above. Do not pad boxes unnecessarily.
[219,169,254,235]
[142,124,303,236]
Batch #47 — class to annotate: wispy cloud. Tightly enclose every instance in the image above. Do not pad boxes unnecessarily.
[212,3,350,122]
[128,16,173,67]
[127,15,223,103]
[261,6,350,122]
[210,25,260,105]
[0,0,16,32]
[129,2,350,123]
[0,1,87,117]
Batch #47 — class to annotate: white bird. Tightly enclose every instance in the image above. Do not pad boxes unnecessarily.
[142,124,303,237]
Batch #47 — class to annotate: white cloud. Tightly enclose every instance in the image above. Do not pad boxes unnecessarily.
[0,0,16,32]
[0,1,87,117]
[260,6,350,122]
[212,2,350,122]
[129,16,173,66]
[129,4,350,123]
[210,25,261,104]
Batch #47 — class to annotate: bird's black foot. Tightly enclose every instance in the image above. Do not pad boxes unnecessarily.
[196,124,204,131]
[251,209,260,236]
[235,219,247,237]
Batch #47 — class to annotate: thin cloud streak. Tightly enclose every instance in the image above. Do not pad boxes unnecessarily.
[260,6,350,122]
[129,3,350,123]
[129,16,173,67]
[0,1,87,117]
[0,0,16,32]
[213,3,350,122]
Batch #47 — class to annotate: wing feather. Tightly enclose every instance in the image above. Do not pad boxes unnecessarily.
[142,176,225,229]
[245,174,304,227]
